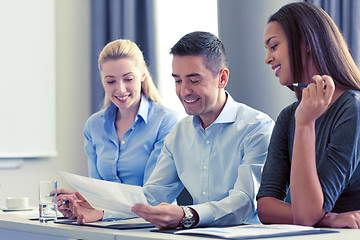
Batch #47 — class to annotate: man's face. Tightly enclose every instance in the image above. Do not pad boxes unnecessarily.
[172,55,224,124]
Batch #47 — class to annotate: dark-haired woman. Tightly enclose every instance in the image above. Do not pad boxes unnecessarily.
[257,2,360,228]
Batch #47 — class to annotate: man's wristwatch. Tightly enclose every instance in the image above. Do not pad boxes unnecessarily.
[180,206,195,228]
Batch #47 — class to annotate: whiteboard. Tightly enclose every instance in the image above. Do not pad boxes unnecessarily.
[0,0,57,158]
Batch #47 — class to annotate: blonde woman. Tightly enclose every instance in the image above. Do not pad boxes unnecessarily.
[55,39,179,220]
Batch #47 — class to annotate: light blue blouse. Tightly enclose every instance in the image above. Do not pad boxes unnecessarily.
[143,93,274,226]
[84,95,179,186]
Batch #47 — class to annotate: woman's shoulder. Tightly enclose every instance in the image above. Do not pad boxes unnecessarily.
[332,90,360,119]
[148,101,181,120]
[277,101,299,119]
[85,109,106,126]
[342,89,360,105]
[329,90,360,114]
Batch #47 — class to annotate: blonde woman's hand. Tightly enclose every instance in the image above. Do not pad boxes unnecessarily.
[68,192,104,224]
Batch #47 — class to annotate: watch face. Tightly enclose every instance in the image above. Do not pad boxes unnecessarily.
[181,206,195,228]
[182,217,195,228]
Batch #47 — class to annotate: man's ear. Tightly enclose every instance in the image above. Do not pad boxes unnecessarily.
[218,68,229,89]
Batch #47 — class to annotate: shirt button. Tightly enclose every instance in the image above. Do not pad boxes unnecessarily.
[206,140,210,144]
[203,165,207,170]
[202,191,206,196]
[121,141,125,145]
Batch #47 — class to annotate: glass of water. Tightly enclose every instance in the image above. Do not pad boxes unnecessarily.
[38,180,57,222]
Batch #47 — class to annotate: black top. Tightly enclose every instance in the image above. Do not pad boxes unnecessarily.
[257,90,360,213]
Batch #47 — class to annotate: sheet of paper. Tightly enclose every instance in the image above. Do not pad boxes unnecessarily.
[55,217,154,229]
[175,224,318,238]
[60,171,148,219]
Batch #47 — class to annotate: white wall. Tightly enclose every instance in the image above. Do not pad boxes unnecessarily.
[0,0,56,159]
[0,0,91,208]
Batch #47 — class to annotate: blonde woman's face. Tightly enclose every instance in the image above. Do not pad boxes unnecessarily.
[101,58,145,113]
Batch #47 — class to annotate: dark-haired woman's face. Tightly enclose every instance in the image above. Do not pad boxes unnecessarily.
[264,21,292,86]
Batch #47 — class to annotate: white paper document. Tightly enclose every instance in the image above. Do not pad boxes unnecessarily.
[175,224,319,238]
[60,171,148,219]
[55,217,154,229]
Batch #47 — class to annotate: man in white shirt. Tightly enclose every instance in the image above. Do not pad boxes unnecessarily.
[131,31,274,229]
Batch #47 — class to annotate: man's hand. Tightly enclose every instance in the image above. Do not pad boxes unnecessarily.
[61,192,103,224]
[131,203,185,229]
[317,211,360,229]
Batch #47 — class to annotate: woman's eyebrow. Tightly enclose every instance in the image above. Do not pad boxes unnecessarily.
[265,36,276,45]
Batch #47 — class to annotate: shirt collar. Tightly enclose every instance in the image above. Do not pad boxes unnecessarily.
[103,102,117,122]
[193,91,237,128]
[137,94,150,124]
[102,94,150,124]
[213,91,237,124]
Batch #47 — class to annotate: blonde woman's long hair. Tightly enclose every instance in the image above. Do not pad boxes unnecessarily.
[98,39,162,108]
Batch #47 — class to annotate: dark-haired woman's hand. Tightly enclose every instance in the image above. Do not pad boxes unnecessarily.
[295,75,335,126]
[317,211,360,229]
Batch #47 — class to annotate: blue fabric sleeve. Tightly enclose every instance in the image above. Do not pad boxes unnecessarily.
[257,105,293,201]
[84,118,102,179]
[143,111,179,185]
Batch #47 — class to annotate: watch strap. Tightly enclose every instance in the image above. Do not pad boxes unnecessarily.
[180,206,195,228]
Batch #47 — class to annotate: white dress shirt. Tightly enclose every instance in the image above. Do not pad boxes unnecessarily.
[143,93,274,226]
